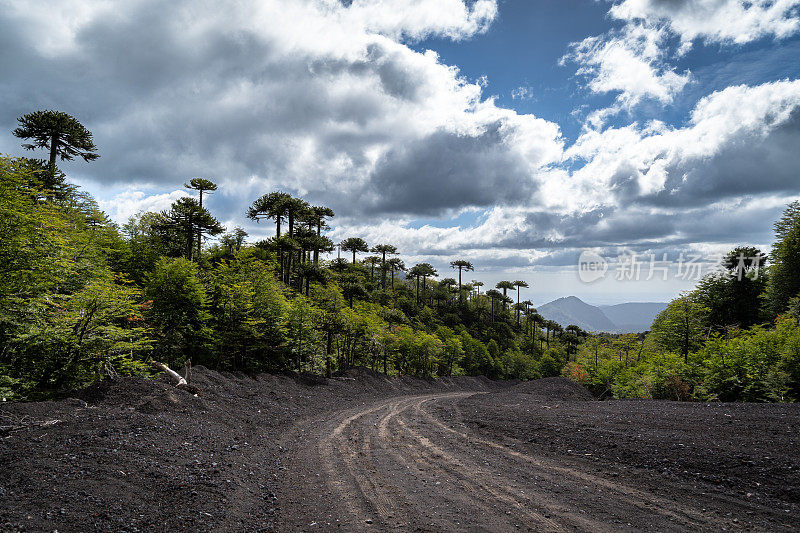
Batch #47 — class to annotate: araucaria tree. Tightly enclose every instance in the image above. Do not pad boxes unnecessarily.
[414,263,437,304]
[450,260,474,294]
[341,237,369,264]
[496,281,515,312]
[386,257,405,289]
[13,110,99,187]
[185,178,218,258]
[306,206,335,263]
[372,244,398,288]
[512,280,529,324]
[161,197,225,261]
[247,191,292,238]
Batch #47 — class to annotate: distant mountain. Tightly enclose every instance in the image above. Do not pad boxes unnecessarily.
[599,302,669,333]
[537,296,616,332]
[537,296,666,333]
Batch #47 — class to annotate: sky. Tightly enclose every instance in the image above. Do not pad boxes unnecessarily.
[2,0,800,305]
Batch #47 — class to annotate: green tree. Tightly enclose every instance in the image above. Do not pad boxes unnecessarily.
[495,280,515,312]
[340,272,368,307]
[207,252,287,370]
[512,280,529,324]
[185,178,217,209]
[364,255,381,279]
[650,293,709,362]
[485,289,502,321]
[145,257,210,365]
[420,263,438,302]
[13,110,99,186]
[386,257,405,289]
[160,197,224,261]
[247,191,291,237]
[372,244,398,288]
[766,201,800,315]
[11,276,150,396]
[449,260,474,294]
[695,247,766,331]
[436,326,464,376]
[471,280,484,296]
[185,178,218,258]
[0,157,147,397]
[341,237,369,264]
[286,295,321,372]
[303,205,335,263]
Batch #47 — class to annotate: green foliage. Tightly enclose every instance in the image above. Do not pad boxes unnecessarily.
[538,353,562,378]
[13,110,99,186]
[207,252,288,370]
[650,293,709,360]
[9,111,800,405]
[11,276,150,396]
[766,201,800,315]
[0,156,146,397]
[341,237,369,263]
[694,247,767,331]
[501,347,539,380]
[694,321,794,402]
[572,316,800,402]
[145,257,211,365]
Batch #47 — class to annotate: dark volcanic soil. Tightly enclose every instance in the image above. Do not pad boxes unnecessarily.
[1,370,798,532]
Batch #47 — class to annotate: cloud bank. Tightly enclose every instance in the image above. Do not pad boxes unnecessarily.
[1,0,799,275]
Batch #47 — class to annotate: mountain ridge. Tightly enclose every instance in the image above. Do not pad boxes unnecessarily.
[537,296,667,333]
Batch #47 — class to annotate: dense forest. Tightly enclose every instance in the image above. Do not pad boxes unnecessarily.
[1,110,799,402]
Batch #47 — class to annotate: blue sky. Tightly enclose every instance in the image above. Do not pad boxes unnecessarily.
[417,0,800,140]
[2,0,800,304]
[415,0,614,139]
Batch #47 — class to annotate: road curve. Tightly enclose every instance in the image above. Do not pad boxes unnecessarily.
[279,392,743,531]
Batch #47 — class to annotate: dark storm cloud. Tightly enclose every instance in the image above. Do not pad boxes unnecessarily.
[636,109,800,208]
[364,122,538,215]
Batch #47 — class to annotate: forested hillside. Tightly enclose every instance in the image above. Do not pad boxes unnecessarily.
[570,233,800,401]
[2,110,800,403]
[0,111,581,400]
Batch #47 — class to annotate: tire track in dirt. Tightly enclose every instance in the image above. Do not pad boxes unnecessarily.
[413,396,708,528]
[381,395,565,531]
[320,394,530,530]
[291,392,751,531]
[423,395,783,528]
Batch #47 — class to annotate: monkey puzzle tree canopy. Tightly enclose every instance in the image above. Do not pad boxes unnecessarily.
[13,110,99,183]
[185,178,218,207]
[341,237,369,264]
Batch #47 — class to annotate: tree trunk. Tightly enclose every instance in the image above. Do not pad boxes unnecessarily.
[49,133,59,184]
[326,331,333,378]
[151,361,200,394]
[381,251,387,289]
[197,191,204,260]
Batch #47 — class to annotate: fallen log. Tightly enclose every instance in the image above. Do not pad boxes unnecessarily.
[151,361,201,395]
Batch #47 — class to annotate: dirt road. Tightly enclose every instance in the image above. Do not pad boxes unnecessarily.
[2,371,797,531]
[281,391,795,531]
